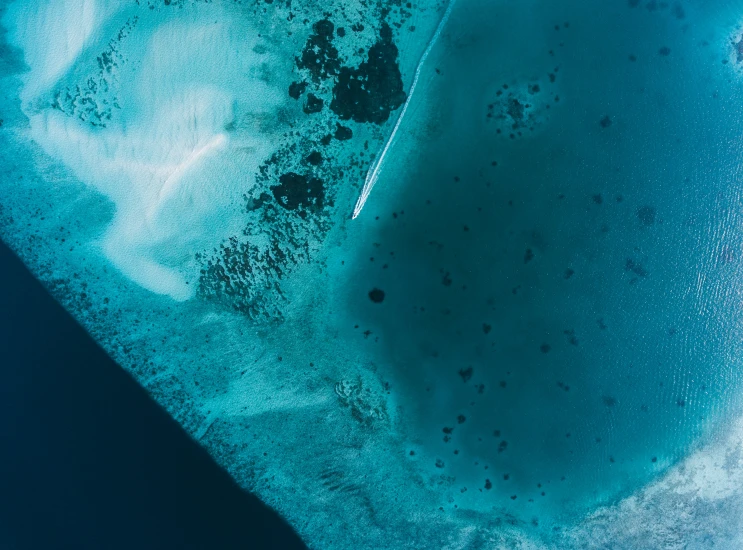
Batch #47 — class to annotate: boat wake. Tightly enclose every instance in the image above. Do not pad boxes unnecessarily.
[352,0,457,219]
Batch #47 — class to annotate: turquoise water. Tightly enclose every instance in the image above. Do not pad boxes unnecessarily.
[3,0,743,547]
[349,0,743,526]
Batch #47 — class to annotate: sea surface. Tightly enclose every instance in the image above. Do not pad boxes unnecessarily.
[2,0,743,547]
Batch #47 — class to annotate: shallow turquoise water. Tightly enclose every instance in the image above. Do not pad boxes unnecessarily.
[3,0,743,547]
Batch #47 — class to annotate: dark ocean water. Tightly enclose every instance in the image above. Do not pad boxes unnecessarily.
[0,239,306,549]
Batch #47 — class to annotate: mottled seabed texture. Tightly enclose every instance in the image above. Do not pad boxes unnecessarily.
[4,0,743,547]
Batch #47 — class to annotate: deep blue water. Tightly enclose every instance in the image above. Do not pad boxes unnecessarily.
[0,239,306,549]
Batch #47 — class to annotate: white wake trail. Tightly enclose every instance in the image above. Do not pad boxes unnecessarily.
[352,0,457,219]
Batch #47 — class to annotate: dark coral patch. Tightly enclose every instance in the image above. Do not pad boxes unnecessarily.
[507,97,526,123]
[306,151,322,166]
[271,172,324,211]
[459,367,473,382]
[288,81,308,100]
[602,395,617,407]
[368,288,385,303]
[734,35,743,64]
[625,258,648,277]
[303,93,324,114]
[330,23,406,124]
[334,123,353,140]
[637,206,656,226]
[296,19,341,82]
